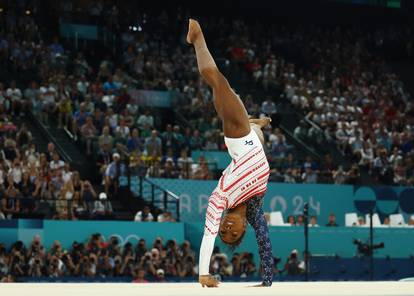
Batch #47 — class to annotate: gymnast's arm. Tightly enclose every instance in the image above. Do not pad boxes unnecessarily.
[198,193,225,287]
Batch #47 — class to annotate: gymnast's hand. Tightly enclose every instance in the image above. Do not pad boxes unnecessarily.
[199,274,220,287]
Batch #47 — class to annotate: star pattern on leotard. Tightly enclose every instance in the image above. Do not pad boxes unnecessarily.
[245,195,273,286]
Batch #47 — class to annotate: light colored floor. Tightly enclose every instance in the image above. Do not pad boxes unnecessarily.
[1,281,414,296]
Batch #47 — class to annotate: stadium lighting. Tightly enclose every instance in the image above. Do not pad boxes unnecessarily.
[129,25,142,32]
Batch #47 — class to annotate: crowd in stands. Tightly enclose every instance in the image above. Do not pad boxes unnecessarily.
[0,234,275,282]
[0,119,113,220]
[284,29,414,186]
[0,12,113,220]
[2,2,414,189]
[2,210,414,282]
[221,19,414,185]
[1,233,311,282]
[0,235,197,281]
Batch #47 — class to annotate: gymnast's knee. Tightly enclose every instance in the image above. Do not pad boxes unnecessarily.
[200,67,229,90]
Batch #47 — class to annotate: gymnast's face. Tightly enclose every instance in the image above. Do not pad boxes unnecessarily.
[219,211,247,245]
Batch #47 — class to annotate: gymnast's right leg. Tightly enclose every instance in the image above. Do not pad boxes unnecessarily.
[187,19,251,139]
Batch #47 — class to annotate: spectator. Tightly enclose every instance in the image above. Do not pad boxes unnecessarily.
[72,103,90,140]
[98,126,114,150]
[155,268,166,282]
[127,128,144,153]
[261,97,277,115]
[333,166,347,184]
[357,216,366,227]
[81,180,97,211]
[326,213,338,227]
[134,206,154,222]
[177,149,193,179]
[157,211,176,222]
[284,249,304,276]
[161,160,179,179]
[104,153,125,196]
[92,193,113,219]
[46,143,56,162]
[80,116,97,155]
[287,215,296,226]
[145,130,162,160]
[132,269,148,283]
[115,117,130,139]
[192,156,212,180]
[190,130,204,151]
[301,167,318,184]
[50,152,65,171]
[296,215,304,226]
[57,84,72,129]
[7,81,23,116]
[137,109,154,129]
[309,216,319,227]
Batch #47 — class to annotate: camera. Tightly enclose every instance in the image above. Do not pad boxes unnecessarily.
[353,239,385,257]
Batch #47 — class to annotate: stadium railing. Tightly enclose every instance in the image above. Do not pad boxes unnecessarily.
[122,156,181,222]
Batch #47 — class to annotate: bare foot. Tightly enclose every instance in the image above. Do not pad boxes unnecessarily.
[186,18,202,44]
[249,117,272,128]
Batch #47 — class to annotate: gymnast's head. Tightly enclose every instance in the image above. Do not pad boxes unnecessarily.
[219,204,247,247]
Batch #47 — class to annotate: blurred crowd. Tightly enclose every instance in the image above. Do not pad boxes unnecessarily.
[0,111,174,221]
[0,119,113,220]
[0,234,197,281]
[0,234,299,282]
[221,20,414,185]
[1,0,413,199]
[283,28,414,186]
